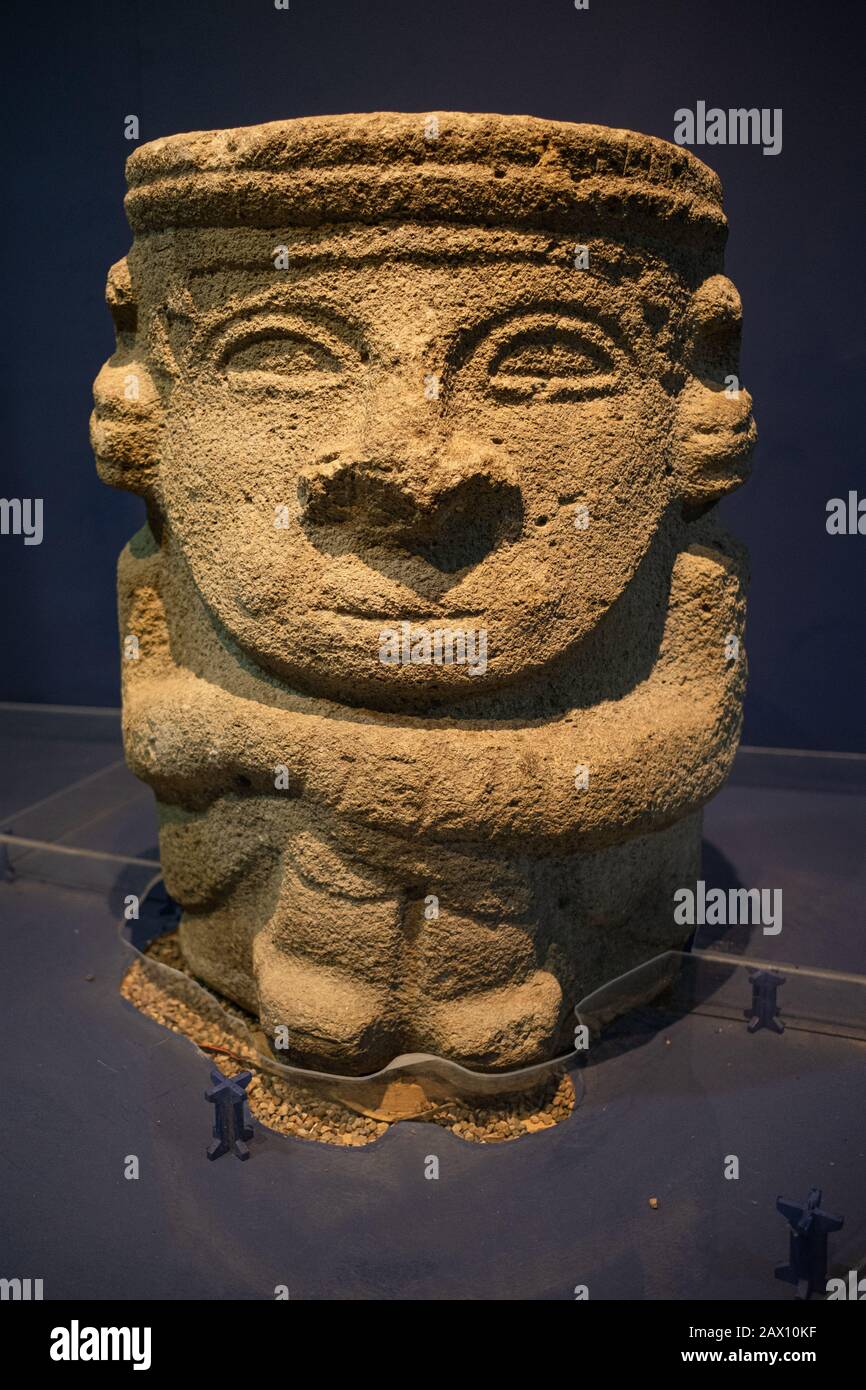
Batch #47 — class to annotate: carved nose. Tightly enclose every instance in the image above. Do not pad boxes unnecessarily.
[298,450,523,573]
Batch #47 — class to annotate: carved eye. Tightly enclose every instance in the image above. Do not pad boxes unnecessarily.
[487,322,619,400]
[225,330,343,386]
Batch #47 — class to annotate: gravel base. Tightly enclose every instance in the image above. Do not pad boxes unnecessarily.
[121,931,575,1146]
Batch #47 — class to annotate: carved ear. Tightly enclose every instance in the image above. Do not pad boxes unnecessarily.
[90,258,162,498]
[671,275,756,516]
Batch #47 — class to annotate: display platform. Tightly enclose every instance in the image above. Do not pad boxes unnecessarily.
[2,705,865,1299]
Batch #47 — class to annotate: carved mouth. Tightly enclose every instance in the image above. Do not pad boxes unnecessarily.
[314,600,437,621]
[313,599,485,623]
[311,551,487,621]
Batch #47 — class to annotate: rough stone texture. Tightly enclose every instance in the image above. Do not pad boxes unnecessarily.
[92,113,755,1075]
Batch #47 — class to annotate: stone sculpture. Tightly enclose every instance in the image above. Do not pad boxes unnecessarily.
[92,113,755,1074]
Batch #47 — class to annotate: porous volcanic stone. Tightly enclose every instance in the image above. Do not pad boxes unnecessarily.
[93,113,755,1075]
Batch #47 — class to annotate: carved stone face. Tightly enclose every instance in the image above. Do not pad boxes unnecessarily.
[95,116,755,718]
[148,230,741,710]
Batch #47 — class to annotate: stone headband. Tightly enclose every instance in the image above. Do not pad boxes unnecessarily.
[125,111,727,251]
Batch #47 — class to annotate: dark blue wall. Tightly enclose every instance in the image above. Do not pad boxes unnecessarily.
[2,0,863,750]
